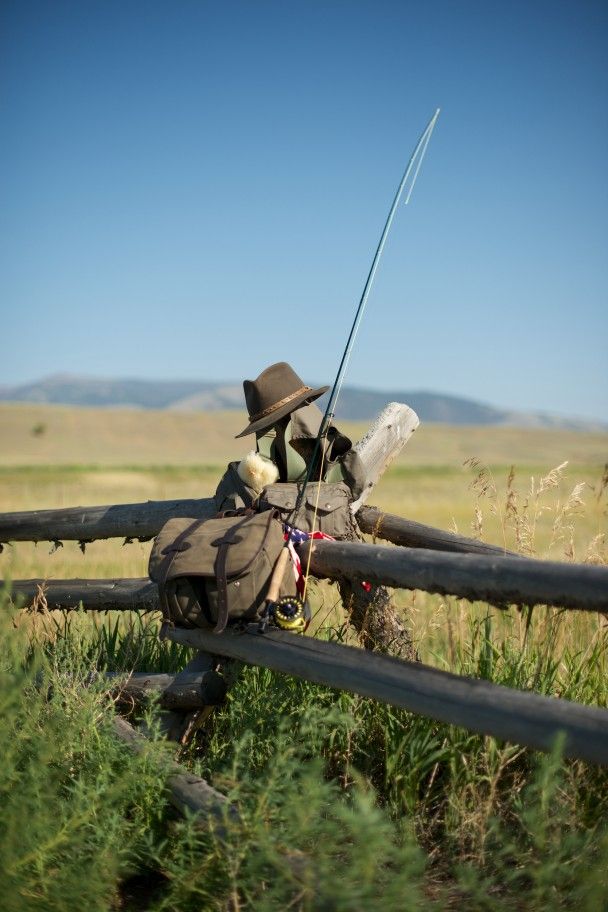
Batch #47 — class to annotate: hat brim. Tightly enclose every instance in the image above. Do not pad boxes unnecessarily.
[235,385,329,438]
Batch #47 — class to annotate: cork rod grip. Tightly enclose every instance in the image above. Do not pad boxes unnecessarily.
[266,547,290,605]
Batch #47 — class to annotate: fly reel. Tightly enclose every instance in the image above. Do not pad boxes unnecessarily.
[270,594,311,632]
[258,546,311,635]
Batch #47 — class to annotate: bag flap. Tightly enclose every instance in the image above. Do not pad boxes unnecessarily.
[150,512,281,583]
[261,484,299,511]
[149,517,204,582]
[304,483,350,514]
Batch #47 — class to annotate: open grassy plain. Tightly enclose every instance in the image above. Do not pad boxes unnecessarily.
[1,402,607,910]
[2,401,607,467]
[1,401,605,610]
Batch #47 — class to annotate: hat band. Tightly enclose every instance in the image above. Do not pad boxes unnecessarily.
[249,385,312,423]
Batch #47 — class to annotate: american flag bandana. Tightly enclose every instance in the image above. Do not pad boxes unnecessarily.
[284,524,372,596]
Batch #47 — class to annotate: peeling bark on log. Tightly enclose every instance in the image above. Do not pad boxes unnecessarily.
[163,625,608,766]
[356,505,517,557]
[302,540,608,614]
[337,579,417,660]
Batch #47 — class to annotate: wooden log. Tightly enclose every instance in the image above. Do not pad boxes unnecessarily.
[4,577,159,612]
[107,671,227,710]
[135,651,223,743]
[6,533,608,616]
[0,496,216,544]
[301,540,608,614]
[356,505,517,557]
[163,625,608,766]
[342,403,419,656]
[112,715,231,823]
[0,497,522,559]
[348,403,419,512]
[0,498,516,562]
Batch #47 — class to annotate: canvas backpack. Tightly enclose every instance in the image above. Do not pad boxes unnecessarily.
[149,510,293,632]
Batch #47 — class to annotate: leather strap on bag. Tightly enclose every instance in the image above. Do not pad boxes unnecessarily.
[212,513,257,634]
[212,509,277,634]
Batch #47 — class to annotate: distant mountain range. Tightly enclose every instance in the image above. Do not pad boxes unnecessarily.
[0,373,604,431]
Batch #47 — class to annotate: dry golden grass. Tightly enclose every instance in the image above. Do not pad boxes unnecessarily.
[1,401,607,467]
[0,402,248,466]
[1,403,606,573]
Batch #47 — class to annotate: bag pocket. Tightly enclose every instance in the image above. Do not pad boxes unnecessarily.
[259,482,356,539]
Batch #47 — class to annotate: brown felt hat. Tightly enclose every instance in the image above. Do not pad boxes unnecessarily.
[235,362,329,438]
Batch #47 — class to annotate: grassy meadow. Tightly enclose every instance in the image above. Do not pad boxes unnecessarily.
[1,402,607,910]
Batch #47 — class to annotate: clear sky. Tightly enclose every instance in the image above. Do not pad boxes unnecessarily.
[1,0,607,421]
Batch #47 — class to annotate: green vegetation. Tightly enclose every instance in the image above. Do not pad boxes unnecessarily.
[1,407,607,908]
[2,598,608,910]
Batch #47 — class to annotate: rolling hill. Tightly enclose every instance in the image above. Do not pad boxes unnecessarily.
[0,373,604,431]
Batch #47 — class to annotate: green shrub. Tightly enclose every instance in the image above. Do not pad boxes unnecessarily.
[2,587,607,910]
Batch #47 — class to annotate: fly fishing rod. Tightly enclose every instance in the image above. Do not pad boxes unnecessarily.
[294,108,441,517]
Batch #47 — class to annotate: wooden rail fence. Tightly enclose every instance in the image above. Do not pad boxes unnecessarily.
[2,495,608,769]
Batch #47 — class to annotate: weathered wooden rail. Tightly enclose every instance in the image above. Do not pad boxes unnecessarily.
[6,536,608,614]
[8,577,160,612]
[356,505,515,556]
[162,625,608,766]
[0,496,513,557]
[107,671,227,709]
[300,539,608,613]
[0,497,215,545]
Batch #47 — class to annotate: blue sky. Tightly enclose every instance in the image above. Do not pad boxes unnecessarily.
[1,0,606,421]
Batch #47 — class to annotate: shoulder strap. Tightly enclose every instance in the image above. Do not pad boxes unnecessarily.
[212,512,257,634]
